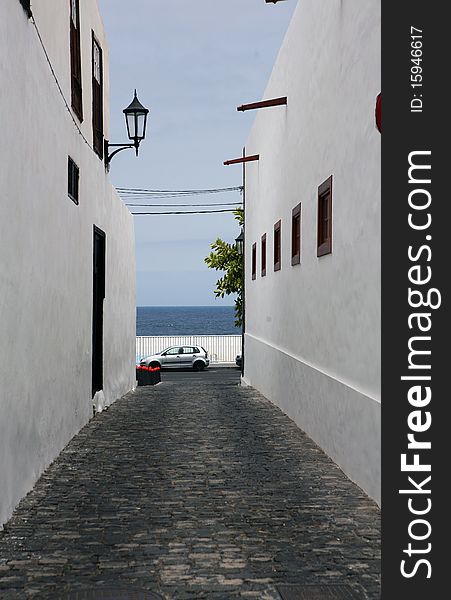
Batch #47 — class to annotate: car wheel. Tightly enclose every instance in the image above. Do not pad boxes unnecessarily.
[150,361,160,369]
[193,361,205,372]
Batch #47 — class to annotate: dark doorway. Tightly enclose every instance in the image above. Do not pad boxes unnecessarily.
[92,226,106,397]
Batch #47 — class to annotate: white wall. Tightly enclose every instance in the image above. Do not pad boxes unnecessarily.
[136,336,241,364]
[243,0,381,502]
[0,0,136,526]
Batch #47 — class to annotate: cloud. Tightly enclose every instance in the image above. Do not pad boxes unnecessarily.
[99,0,296,305]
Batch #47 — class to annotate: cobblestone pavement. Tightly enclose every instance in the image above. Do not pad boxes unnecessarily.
[0,369,380,599]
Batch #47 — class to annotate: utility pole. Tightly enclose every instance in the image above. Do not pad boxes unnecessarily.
[241,146,246,378]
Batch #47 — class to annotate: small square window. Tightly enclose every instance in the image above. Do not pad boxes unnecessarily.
[291,203,301,265]
[274,220,281,271]
[317,176,333,257]
[251,243,257,280]
[261,234,267,277]
[68,156,79,204]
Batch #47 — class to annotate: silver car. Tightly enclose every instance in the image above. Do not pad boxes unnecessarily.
[140,345,210,371]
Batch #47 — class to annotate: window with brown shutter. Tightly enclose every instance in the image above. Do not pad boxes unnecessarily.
[261,233,267,277]
[70,0,83,121]
[252,243,257,280]
[92,34,104,158]
[317,176,333,257]
[274,220,281,271]
[291,203,301,265]
[68,156,79,204]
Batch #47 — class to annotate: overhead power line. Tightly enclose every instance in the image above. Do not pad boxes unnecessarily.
[121,194,241,200]
[118,187,243,201]
[117,186,243,194]
[31,16,94,152]
[130,208,240,215]
[126,201,242,207]
[119,186,244,208]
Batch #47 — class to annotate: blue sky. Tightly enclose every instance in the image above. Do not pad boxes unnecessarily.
[98,0,296,306]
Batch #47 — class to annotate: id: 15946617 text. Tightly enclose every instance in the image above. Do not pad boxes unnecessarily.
[410,26,423,113]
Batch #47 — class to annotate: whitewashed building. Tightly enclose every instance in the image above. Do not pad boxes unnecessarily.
[0,0,136,526]
[243,0,381,502]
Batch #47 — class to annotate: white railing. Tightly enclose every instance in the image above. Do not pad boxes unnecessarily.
[136,335,241,364]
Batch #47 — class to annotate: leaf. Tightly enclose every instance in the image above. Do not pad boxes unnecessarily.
[204,211,244,324]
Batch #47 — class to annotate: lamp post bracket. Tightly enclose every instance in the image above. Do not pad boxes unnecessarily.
[237,96,287,112]
[224,155,260,166]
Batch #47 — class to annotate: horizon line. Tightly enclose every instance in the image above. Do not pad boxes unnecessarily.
[136,305,235,308]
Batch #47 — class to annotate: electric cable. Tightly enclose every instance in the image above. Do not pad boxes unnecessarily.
[117,186,243,194]
[130,208,240,215]
[31,16,94,152]
[126,202,242,207]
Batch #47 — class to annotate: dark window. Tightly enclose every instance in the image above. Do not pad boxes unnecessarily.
[68,156,79,204]
[274,220,281,271]
[291,203,301,265]
[19,0,32,17]
[261,233,267,277]
[70,0,83,121]
[317,176,333,256]
[252,243,257,280]
[92,226,106,396]
[92,34,104,158]
[193,347,200,354]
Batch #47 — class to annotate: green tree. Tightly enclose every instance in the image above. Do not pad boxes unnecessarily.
[204,209,244,327]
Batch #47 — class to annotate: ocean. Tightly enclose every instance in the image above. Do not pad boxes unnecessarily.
[136,306,240,336]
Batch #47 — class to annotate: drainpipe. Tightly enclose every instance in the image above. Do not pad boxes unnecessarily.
[241,147,246,378]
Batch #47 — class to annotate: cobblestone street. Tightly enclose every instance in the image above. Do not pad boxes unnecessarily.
[0,369,380,599]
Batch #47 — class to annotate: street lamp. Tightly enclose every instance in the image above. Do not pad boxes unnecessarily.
[235,228,245,377]
[104,90,149,169]
[235,229,244,256]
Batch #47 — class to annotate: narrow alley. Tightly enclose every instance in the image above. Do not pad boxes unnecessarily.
[0,370,380,599]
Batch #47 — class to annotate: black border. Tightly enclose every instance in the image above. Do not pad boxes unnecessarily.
[382,2,447,597]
